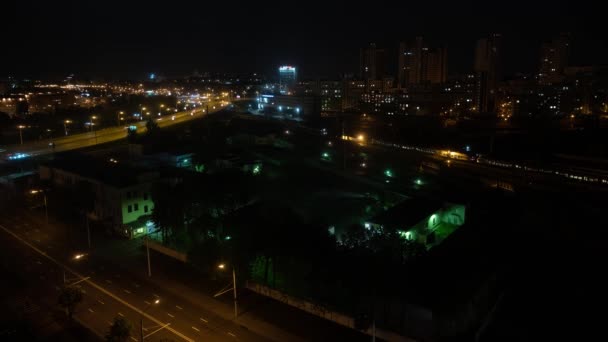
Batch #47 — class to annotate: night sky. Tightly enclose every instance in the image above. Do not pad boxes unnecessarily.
[3,0,606,80]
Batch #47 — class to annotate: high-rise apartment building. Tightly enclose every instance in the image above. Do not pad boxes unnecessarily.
[360,43,386,81]
[538,32,571,85]
[398,37,447,87]
[279,66,297,93]
[474,34,502,114]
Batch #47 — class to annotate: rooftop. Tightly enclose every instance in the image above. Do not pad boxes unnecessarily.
[369,197,443,229]
[42,153,159,188]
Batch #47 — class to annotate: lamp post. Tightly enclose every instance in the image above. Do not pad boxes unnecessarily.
[117,111,124,126]
[30,189,48,224]
[140,298,160,342]
[17,125,26,145]
[216,263,238,320]
[63,120,72,136]
[90,116,98,143]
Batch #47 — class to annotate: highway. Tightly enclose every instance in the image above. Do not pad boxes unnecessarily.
[2,100,229,160]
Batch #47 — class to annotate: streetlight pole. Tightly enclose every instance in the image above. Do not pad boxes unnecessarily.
[140,298,160,342]
[30,190,48,225]
[216,263,238,320]
[146,237,151,277]
[43,192,48,225]
[232,266,238,320]
[18,125,25,145]
[63,120,72,136]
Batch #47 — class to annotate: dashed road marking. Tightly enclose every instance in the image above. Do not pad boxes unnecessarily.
[88,308,94,313]
[153,293,160,298]
[105,279,112,284]
[144,301,151,305]
[175,305,182,310]
[191,326,200,332]
[130,337,137,342]
[118,312,124,317]
[167,313,174,318]
[228,332,236,337]
[97,299,105,305]
[123,289,131,294]
[200,318,208,323]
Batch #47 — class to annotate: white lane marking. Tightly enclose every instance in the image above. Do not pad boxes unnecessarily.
[88,308,94,313]
[191,326,200,332]
[118,312,124,317]
[123,289,131,294]
[130,337,137,342]
[97,299,105,305]
[167,313,174,318]
[0,224,194,342]
[144,301,151,305]
[81,289,87,294]
[175,305,182,310]
[105,279,112,284]
[200,318,208,323]
[153,293,159,298]
[228,332,236,337]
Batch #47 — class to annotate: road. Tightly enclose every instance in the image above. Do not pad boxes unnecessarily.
[0,199,370,342]
[2,101,229,160]
[0,209,271,342]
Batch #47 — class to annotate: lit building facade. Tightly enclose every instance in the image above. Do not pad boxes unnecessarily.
[279,66,297,94]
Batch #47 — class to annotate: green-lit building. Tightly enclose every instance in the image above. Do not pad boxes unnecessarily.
[40,155,160,238]
[365,198,465,247]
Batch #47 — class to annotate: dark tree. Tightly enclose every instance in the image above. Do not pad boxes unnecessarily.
[106,316,132,342]
[58,286,83,319]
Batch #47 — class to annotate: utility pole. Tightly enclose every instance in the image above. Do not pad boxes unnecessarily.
[86,215,91,249]
[146,238,151,277]
[232,267,238,320]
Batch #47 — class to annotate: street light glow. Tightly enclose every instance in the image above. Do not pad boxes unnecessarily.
[73,253,86,260]
[154,299,160,304]
[218,263,226,270]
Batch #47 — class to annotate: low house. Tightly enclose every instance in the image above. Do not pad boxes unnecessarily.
[39,155,160,238]
[365,198,465,246]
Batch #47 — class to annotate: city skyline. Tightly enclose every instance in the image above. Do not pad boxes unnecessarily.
[3,1,606,80]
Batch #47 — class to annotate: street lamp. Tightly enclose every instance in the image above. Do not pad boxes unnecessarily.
[63,120,72,136]
[30,189,48,224]
[90,116,98,143]
[117,111,125,126]
[17,125,26,145]
[215,263,238,320]
[141,298,160,342]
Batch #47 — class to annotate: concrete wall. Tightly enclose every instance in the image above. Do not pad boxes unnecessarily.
[246,281,414,342]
